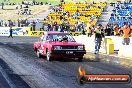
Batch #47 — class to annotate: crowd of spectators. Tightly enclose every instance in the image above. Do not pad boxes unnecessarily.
[0,19,38,31]
[0,0,51,29]
[109,2,132,27]
[0,1,131,39]
[42,1,106,33]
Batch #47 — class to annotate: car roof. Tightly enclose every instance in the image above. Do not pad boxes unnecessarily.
[46,31,69,35]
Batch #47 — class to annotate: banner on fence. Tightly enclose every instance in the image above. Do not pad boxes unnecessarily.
[29,31,44,36]
[0,28,82,36]
[12,27,31,36]
[0,27,31,36]
[69,32,81,36]
[0,27,9,36]
[28,31,81,36]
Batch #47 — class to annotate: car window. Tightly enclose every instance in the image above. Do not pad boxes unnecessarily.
[47,34,76,42]
[47,34,53,41]
[65,34,76,42]
[41,35,46,42]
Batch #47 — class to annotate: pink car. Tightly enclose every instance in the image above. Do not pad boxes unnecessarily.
[33,32,86,61]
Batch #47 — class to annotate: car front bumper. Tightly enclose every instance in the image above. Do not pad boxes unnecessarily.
[50,50,86,58]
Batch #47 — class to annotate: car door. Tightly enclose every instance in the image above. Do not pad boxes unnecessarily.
[34,38,41,50]
[39,34,47,55]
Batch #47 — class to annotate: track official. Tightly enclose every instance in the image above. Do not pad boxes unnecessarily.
[94,24,104,54]
[8,27,13,38]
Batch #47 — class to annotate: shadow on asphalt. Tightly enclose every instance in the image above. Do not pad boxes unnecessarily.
[44,57,100,62]
[0,58,31,88]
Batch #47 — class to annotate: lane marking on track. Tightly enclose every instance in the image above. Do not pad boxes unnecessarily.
[0,42,33,45]
[0,66,17,88]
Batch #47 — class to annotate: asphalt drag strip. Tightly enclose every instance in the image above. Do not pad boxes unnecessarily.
[0,58,31,88]
[0,41,131,88]
[0,66,11,88]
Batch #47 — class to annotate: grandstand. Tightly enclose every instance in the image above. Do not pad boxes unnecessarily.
[0,0,131,31]
[0,0,122,5]
[43,2,107,31]
[109,2,132,27]
[0,5,49,21]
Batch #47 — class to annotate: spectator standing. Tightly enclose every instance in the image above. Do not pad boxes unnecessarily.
[47,23,52,31]
[130,25,132,34]
[100,25,105,38]
[25,19,29,26]
[8,27,13,38]
[58,25,61,32]
[87,27,92,37]
[4,22,7,27]
[94,24,104,54]
[76,19,81,31]
[86,22,92,37]
[17,19,21,27]
[61,20,67,32]
[81,27,86,35]
[32,21,36,31]
[105,23,112,36]
[13,20,16,26]
[113,23,120,36]
[53,22,58,31]
[40,23,45,31]
[81,21,85,29]
[0,20,2,27]
[20,4,22,9]
[65,22,70,32]
[8,20,13,27]
[120,22,131,45]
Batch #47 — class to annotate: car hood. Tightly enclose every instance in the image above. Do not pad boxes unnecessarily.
[45,41,83,46]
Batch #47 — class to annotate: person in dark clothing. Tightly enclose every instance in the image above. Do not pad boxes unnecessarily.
[65,22,70,32]
[81,28,86,35]
[32,21,36,31]
[105,23,112,36]
[53,22,58,31]
[8,27,13,38]
[33,0,36,5]
[47,23,52,31]
[8,20,13,27]
[17,19,21,27]
[60,22,67,32]
[60,16,63,20]
[20,20,24,27]
[40,2,43,5]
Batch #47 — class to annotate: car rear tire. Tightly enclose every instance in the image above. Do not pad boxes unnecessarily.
[37,50,42,58]
[46,51,52,61]
[78,57,83,62]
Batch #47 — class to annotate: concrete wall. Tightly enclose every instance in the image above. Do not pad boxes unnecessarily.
[73,35,132,58]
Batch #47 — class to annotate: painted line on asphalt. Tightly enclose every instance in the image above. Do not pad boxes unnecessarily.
[0,42,33,45]
[0,66,16,88]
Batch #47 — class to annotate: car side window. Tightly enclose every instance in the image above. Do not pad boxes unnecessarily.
[47,34,53,41]
[41,35,46,42]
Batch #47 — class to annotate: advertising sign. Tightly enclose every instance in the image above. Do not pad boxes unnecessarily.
[12,27,31,36]
[0,27,31,36]
[0,27,9,36]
